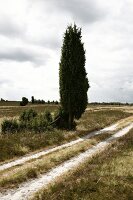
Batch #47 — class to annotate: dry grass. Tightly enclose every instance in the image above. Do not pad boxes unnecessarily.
[76,109,131,136]
[0,109,131,163]
[31,128,133,200]
[87,105,133,114]
[0,104,58,118]
[0,101,20,107]
[116,115,133,130]
[0,133,111,190]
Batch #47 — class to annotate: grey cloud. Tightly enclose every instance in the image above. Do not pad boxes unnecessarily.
[31,36,61,50]
[0,16,23,38]
[0,47,49,66]
[0,0,132,102]
[27,0,106,50]
[40,0,106,24]
[26,0,106,50]
[41,37,60,49]
[88,68,133,103]
[89,84,133,103]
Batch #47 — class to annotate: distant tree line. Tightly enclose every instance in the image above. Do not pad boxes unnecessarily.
[31,96,59,105]
[19,96,59,106]
[0,98,7,102]
[0,97,59,106]
[88,102,133,106]
[0,98,132,106]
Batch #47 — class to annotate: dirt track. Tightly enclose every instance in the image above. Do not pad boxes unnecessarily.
[0,120,133,200]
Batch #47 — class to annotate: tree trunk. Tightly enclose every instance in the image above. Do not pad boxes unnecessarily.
[68,111,72,130]
[68,95,73,130]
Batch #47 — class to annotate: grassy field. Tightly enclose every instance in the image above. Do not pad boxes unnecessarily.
[0,101,21,107]
[0,104,58,118]
[0,105,132,199]
[0,133,111,190]
[0,102,133,118]
[0,109,131,163]
[31,128,133,200]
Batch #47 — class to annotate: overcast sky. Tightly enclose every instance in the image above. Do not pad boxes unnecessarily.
[0,0,133,103]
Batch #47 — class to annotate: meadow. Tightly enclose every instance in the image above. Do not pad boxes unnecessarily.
[32,128,133,200]
[0,104,133,200]
[0,104,131,163]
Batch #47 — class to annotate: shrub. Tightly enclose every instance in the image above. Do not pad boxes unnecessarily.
[20,97,28,106]
[1,119,19,133]
[20,109,37,122]
[1,109,53,134]
[44,110,53,123]
[33,118,48,132]
[28,116,53,133]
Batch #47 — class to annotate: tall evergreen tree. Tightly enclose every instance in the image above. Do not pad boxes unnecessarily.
[59,24,89,129]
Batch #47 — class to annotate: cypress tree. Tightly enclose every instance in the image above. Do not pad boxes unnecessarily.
[59,24,89,129]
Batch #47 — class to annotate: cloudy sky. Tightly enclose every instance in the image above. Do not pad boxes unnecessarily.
[0,0,133,103]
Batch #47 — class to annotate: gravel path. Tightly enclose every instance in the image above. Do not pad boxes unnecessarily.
[0,123,132,200]
[0,122,118,172]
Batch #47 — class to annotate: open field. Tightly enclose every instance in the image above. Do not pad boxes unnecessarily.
[0,105,132,199]
[0,122,132,199]
[0,102,133,118]
[0,104,59,118]
[0,133,110,190]
[31,127,133,200]
[0,101,21,107]
[87,105,133,114]
[0,106,132,163]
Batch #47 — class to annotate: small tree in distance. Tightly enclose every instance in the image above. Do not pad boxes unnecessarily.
[20,97,28,106]
[31,96,34,104]
[59,24,89,129]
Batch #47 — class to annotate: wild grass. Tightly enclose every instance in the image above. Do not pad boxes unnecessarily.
[0,130,66,163]
[1,109,53,133]
[0,101,20,107]
[0,109,131,163]
[76,109,131,135]
[31,128,133,200]
[0,104,58,118]
[0,133,111,190]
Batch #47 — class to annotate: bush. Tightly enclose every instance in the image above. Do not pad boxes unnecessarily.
[1,109,53,134]
[44,110,53,123]
[20,109,37,122]
[20,97,28,106]
[1,119,19,133]
[31,117,49,132]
